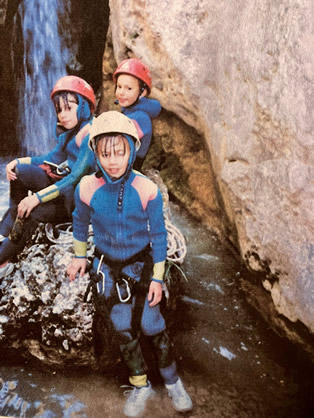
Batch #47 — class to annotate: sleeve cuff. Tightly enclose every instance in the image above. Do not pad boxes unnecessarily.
[74,238,87,258]
[17,157,31,165]
[152,260,165,282]
[36,185,60,203]
[151,278,163,284]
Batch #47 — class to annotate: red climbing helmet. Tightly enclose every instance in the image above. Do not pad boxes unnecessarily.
[113,58,152,94]
[50,75,96,113]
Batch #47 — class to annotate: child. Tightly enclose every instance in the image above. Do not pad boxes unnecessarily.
[67,111,192,417]
[113,58,161,170]
[0,75,96,278]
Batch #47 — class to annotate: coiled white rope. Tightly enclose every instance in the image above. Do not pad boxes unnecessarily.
[145,169,187,264]
[45,170,187,264]
[165,217,187,263]
[45,222,93,246]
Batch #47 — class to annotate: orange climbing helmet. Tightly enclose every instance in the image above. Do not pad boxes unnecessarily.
[113,58,152,94]
[50,75,96,113]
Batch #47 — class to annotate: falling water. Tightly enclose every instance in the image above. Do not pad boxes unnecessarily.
[14,0,71,155]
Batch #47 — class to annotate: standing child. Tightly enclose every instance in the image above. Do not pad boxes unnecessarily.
[67,111,192,417]
[0,75,95,278]
[113,57,161,170]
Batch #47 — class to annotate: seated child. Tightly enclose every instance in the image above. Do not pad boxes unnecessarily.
[67,111,192,417]
[113,58,161,170]
[0,75,95,278]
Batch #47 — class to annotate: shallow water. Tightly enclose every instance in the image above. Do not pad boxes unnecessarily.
[0,160,313,417]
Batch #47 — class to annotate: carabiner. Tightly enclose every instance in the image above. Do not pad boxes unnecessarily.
[96,254,105,294]
[116,278,131,303]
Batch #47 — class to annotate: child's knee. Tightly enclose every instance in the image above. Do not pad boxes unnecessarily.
[141,301,166,336]
[110,303,133,332]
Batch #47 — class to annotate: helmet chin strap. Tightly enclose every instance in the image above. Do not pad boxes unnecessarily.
[135,86,147,104]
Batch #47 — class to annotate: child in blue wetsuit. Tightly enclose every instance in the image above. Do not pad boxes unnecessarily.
[0,75,95,278]
[113,58,161,170]
[67,111,192,417]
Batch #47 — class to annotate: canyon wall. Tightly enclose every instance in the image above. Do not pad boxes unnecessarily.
[102,0,314,334]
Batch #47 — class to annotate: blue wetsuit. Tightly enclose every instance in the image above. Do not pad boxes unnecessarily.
[120,96,161,169]
[73,135,178,383]
[0,96,94,264]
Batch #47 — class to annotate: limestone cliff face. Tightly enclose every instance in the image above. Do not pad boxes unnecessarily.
[0,0,20,154]
[0,1,8,24]
[104,0,314,333]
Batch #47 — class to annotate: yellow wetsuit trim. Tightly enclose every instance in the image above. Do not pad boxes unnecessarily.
[17,157,31,165]
[152,260,165,282]
[36,184,60,203]
[74,238,87,258]
[129,374,147,387]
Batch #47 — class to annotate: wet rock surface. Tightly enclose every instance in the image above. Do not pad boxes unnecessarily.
[0,229,97,368]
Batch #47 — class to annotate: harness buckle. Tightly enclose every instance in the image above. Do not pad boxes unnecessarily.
[116,278,132,303]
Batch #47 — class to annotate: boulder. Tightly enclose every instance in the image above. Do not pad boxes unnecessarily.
[0,231,100,368]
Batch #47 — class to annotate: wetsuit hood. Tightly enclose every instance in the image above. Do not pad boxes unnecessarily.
[95,134,136,185]
[77,95,93,121]
[120,97,161,118]
[53,94,92,142]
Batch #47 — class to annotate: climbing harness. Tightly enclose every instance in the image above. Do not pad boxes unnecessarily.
[85,245,153,357]
[92,246,152,304]
[95,252,132,303]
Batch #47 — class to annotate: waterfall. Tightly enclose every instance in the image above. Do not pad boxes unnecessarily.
[15,0,71,155]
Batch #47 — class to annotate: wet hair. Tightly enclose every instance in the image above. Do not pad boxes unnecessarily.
[53,91,79,113]
[53,91,82,152]
[95,133,129,157]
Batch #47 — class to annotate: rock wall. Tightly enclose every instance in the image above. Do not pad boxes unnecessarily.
[100,35,227,235]
[0,0,20,154]
[0,1,7,24]
[104,0,314,333]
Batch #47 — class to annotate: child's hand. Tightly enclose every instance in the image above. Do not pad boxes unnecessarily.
[67,258,87,281]
[148,281,162,307]
[6,160,18,181]
[17,194,40,218]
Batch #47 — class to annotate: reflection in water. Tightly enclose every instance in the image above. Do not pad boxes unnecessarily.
[0,368,88,418]
[13,0,71,155]
[0,365,125,418]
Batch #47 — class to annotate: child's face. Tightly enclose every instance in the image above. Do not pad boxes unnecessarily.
[56,93,78,129]
[115,74,146,107]
[97,135,131,179]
